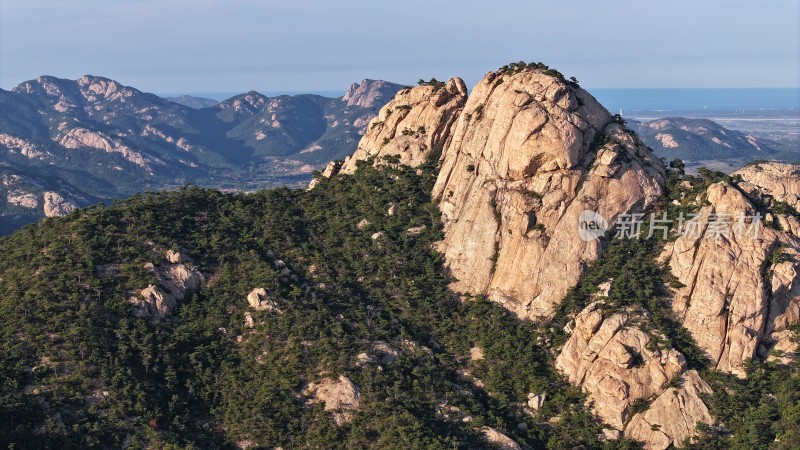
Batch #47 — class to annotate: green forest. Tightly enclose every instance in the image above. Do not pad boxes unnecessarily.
[0,155,797,449]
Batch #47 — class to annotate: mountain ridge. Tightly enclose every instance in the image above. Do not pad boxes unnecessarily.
[1,63,799,449]
[311,62,800,449]
[0,75,404,232]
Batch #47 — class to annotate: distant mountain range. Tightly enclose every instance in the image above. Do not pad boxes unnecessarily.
[0,75,403,231]
[628,116,779,162]
[165,95,219,109]
[0,74,792,234]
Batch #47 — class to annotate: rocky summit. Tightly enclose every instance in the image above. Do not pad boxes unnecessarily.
[432,70,665,321]
[313,63,800,449]
[2,63,799,450]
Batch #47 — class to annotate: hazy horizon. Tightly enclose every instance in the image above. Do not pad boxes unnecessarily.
[1,0,798,94]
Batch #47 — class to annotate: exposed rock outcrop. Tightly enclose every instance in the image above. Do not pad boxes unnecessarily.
[338,78,467,174]
[663,176,800,375]
[526,392,546,414]
[6,191,39,208]
[0,134,47,159]
[432,70,665,320]
[59,127,155,169]
[247,288,278,312]
[129,251,205,318]
[307,159,344,190]
[555,301,713,449]
[625,370,713,449]
[166,250,187,264]
[43,191,77,217]
[342,79,403,109]
[735,162,800,208]
[481,427,522,450]
[136,284,176,318]
[303,375,360,425]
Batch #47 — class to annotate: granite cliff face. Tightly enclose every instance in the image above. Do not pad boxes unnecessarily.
[338,78,467,174]
[662,163,800,376]
[323,70,664,322]
[279,66,800,449]
[736,162,800,208]
[556,301,714,449]
[322,70,800,449]
[432,70,665,320]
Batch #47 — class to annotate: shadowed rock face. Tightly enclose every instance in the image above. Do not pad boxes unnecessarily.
[432,70,665,320]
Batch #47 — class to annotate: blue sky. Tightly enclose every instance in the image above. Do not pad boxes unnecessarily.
[1,0,798,94]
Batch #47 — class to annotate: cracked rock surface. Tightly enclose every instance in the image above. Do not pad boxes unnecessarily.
[432,70,665,320]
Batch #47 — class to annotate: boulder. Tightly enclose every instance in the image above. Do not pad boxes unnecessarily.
[481,427,522,450]
[469,345,485,361]
[132,284,176,318]
[303,375,360,426]
[247,288,277,312]
[526,392,546,413]
[166,249,186,264]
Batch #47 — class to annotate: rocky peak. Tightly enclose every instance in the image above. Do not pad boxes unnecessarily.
[337,77,467,174]
[76,75,134,102]
[215,91,269,122]
[11,75,180,120]
[432,69,665,320]
[13,75,74,97]
[318,68,665,320]
[13,75,84,112]
[342,79,404,108]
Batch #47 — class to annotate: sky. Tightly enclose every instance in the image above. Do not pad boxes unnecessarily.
[1,0,798,95]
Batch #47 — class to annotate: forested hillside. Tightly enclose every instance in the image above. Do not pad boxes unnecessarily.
[1,155,648,449]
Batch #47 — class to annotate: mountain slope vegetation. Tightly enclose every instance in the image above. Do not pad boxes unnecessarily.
[0,158,649,449]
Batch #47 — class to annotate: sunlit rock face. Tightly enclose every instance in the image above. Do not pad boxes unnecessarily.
[432,69,665,320]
